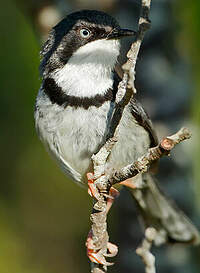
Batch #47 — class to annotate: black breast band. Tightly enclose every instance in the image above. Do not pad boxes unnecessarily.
[43,77,115,110]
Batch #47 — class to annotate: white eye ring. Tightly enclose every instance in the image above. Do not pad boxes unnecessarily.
[80,28,91,38]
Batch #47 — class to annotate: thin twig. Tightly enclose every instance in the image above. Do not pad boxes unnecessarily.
[122,0,152,91]
[136,227,157,273]
[108,127,191,186]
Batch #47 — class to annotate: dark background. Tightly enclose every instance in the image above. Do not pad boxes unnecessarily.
[1,0,200,272]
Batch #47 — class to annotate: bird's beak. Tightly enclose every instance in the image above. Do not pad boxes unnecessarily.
[107,28,136,40]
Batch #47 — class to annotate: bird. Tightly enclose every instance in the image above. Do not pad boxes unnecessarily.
[34,9,199,265]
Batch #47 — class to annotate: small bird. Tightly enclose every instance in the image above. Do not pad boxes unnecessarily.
[35,10,199,265]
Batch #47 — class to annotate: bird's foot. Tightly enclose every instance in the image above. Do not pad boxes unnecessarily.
[87,172,100,200]
[87,173,137,199]
[86,230,118,266]
[87,172,119,213]
[86,174,119,265]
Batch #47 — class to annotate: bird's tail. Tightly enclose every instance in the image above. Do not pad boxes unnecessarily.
[128,173,200,246]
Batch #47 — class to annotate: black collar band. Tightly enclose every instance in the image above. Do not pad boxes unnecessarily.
[43,78,115,110]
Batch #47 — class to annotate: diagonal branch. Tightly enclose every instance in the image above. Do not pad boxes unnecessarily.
[108,127,191,186]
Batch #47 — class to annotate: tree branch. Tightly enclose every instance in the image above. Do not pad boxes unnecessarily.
[108,127,191,186]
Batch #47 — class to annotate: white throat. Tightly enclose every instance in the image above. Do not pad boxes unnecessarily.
[52,39,120,97]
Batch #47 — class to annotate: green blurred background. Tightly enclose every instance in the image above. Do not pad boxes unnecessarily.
[0,0,200,272]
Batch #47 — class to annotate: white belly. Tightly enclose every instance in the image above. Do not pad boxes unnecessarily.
[35,92,150,185]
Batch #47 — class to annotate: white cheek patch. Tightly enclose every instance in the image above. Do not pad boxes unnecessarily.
[53,39,120,98]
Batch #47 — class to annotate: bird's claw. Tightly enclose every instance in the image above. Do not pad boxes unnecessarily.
[86,230,118,266]
[87,172,100,200]
[87,172,119,204]
[86,174,119,265]
[87,249,114,266]
[104,242,118,257]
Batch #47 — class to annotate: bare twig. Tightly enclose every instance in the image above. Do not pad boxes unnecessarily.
[108,127,191,186]
[136,227,157,273]
[88,1,152,272]
[123,0,152,91]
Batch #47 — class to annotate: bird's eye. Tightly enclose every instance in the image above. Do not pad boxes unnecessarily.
[80,28,91,38]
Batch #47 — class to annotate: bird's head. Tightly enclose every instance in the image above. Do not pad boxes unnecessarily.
[40,10,135,77]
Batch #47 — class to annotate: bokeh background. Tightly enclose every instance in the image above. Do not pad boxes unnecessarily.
[1,0,200,272]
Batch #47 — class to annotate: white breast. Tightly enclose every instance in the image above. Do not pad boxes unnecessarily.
[35,90,114,184]
[52,39,120,97]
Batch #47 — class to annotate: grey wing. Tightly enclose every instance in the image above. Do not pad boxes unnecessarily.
[113,69,158,147]
[129,98,158,147]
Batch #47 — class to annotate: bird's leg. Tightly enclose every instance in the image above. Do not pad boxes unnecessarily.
[86,230,118,266]
[87,172,120,211]
[86,230,118,265]
[86,173,119,265]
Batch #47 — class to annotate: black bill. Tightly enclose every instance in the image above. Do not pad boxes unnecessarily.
[107,28,136,39]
